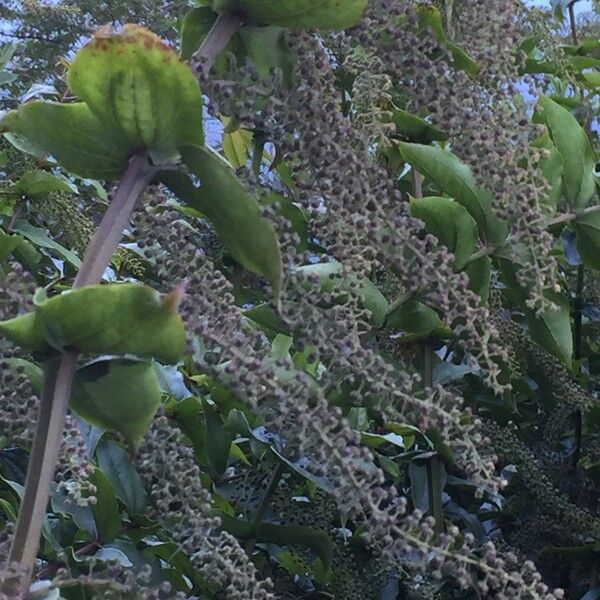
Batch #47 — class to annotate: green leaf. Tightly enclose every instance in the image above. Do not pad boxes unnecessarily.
[67,24,203,163]
[72,360,163,448]
[12,220,81,268]
[1,102,133,180]
[410,196,478,269]
[526,292,573,368]
[161,145,283,299]
[211,0,368,29]
[398,142,507,246]
[0,230,21,263]
[201,398,233,476]
[464,255,491,303]
[536,97,596,210]
[391,109,447,143]
[95,439,148,513]
[90,468,121,542]
[532,128,563,215]
[573,207,600,268]
[1,26,203,180]
[0,283,186,363]
[385,297,451,341]
[296,261,389,327]
[15,170,78,195]
[416,5,478,77]
[218,512,333,572]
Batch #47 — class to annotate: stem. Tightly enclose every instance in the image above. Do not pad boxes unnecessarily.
[73,151,154,288]
[422,343,434,388]
[426,456,444,537]
[192,12,244,76]
[7,152,154,595]
[6,355,77,596]
[572,263,584,472]
[244,460,286,555]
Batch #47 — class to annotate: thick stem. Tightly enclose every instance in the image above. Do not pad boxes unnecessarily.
[7,355,77,596]
[426,456,444,537]
[572,263,584,472]
[74,151,154,287]
[192,12,243,76]
[7,152,154,595]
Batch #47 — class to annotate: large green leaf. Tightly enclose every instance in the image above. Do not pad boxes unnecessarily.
[218,512,333,572]
[1,102,133,180]
[0,283,186,363]
[536,97,596,210]
[67,24,203,162]
[573,207,600,268]
[398,142,507,246]
[72,360,163,448]
[211,0,368,29]
[161,145,282,299]
[410,196,478,269]
[296,261,389,327]
[1,25,203,180]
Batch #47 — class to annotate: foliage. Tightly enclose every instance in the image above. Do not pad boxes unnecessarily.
[1,0,600,599]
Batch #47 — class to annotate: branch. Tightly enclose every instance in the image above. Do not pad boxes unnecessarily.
[6,151,155,596]
[74,150,155,287]
[192,12,243,76]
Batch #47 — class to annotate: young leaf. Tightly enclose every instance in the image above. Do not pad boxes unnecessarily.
[1,25,203,179]
[0,283,186,363]
[210,0,368,29]
[67,24,203,163]
[398,142,507,247]
[161,145,283,299]
[536,97,596,210]
[72,360,163,449]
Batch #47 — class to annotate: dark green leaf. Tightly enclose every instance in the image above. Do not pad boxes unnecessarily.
[398,142,507,246]
[211,0,368,29]
[410,196,478,269]
[162,145,283,299]
[90,468,121,542]
[385,297,450,340]
[95,439,148,513]
[391,109,447,143]
[573,207,600,268]
[72,360,162,448]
